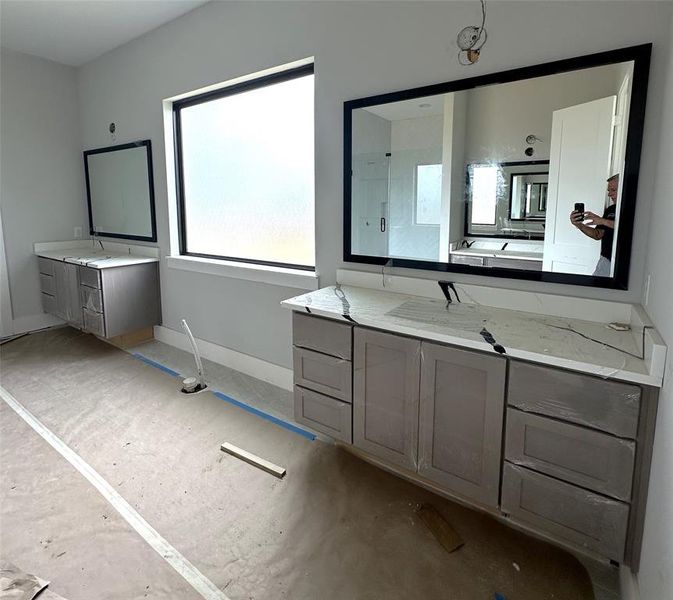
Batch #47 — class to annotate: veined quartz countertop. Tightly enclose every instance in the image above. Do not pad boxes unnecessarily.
[36,248,159,269]
[450,248,543,262]
[282,285,665,387]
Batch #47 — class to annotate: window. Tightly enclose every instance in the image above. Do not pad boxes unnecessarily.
[174,64,315,270]
[414,163,442,225]
[470,165,498,225]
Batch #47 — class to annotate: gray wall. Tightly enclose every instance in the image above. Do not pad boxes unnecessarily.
[638,9,673,599]
[75,1,673,371]
[0,49,88,332]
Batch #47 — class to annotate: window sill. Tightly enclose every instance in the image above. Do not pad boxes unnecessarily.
[165,255,319,290]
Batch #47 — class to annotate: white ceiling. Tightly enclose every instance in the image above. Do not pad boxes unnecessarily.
[363,93,447,122]
[0,0,210,67]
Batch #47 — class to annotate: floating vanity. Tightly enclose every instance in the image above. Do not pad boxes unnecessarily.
[282,274,666,568]
[35,241,160,343]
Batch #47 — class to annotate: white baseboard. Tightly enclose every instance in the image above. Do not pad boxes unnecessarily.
[11,313,64,335]
[153,325,293,391]
[620,565,640,600]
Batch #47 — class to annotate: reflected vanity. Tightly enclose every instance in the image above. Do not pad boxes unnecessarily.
[344,44,651,288]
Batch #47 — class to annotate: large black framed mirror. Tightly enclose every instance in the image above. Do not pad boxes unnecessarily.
[344,45,651,289]
[84,139,157,242]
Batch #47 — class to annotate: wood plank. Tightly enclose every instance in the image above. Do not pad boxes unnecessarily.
[416,503,464,553]
[220,442,286,479]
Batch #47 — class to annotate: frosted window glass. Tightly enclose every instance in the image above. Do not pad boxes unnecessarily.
[415,164,442,225]
[179,73,315,268]
[471,165,498,225]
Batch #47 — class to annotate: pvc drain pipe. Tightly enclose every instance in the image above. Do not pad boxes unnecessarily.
[180,319,207,394]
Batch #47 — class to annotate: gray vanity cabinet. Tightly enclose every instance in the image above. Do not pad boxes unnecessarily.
[353,328,420,471]
[418,342,506,507]
[39,257,160,340]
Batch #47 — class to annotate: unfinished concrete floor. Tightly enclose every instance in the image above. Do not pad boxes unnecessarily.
[1,327,607,599]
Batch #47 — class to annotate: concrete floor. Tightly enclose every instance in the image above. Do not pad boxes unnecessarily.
[1,327,618,599]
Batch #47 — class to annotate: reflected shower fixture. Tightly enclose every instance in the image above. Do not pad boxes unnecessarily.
[457,0,488,66]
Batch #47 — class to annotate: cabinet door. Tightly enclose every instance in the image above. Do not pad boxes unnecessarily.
[52,261,69,321]
[353,328,420,470]
[52,262,82,327]
[419,342,506,507]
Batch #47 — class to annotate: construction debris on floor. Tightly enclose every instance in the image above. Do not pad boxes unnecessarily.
[0,328,603,599]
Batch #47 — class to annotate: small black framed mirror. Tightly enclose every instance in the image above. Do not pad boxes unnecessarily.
[344,44,651,289]
[84,139,157,242]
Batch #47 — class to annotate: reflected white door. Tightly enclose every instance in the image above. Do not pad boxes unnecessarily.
[543,96,616,274]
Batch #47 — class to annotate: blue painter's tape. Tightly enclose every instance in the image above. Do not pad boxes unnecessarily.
[212,391,316,441]
[132,353,181,378]
[131,352,315,441]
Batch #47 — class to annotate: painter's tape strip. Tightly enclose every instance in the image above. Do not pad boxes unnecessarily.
[132,353,181,378]
[129,353,315,441]
[0,386,231,600]
[212,391,316,441]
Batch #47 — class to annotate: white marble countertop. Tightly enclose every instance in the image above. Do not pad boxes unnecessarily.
[451,248,543,262]
[282,285,664,387]
[36,248,158,269]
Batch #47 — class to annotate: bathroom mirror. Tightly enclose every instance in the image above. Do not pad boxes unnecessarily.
[344,45,651,289]
[84,140,157,242]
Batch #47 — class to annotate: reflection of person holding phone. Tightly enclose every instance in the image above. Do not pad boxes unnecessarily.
[569,174,619,277]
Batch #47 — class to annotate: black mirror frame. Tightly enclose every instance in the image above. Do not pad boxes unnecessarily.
[343,44,652,290]
[84,139,158,243]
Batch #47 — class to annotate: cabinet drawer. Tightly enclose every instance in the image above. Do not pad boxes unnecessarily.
[83,307,105,337]
[508,361,641,438]
[293,347,351,402]
[450,255,484,266]
[293,312,352,359]
[41,292,57,314]
[38,257,55,276]
[80,285,103,313]
[294,386,352,443]
[39,273,55,296]
[502,463,629,562]
[79,266,101,289]
[505,409,635,501]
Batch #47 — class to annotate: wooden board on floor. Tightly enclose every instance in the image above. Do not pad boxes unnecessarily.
[221,442,286,479]
[417,503,464,553]
[104,327,154,349]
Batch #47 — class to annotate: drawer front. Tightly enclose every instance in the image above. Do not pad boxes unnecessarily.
[293,347,352,402]
[41,292,57,314]
[293,312,352,360]
[83,307,105,337]
[487,258,542,271]
[505,409,635,501]
[80,285,103,313]
[450,255,484,266]
[294,386,352,443]
[38,257,55,276]
[502,463,629,561]
[79,266,101,289]
[39,273,56,296]
[508,361,641,438]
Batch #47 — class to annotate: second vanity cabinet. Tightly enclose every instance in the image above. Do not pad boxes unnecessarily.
[290,311,658,567]
[38,256,160,340]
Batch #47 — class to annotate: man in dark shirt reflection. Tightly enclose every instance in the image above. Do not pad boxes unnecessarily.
[569,174,619,277]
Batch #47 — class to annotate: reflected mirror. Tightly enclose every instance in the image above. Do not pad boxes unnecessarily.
[84,140,157,242]
[344,45,651,288]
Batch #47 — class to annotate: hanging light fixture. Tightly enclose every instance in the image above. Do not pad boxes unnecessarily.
[457,0,488,66]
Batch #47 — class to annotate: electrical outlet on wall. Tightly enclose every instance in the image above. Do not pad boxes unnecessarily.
[74,226,82,239]
[644,274,652,307]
